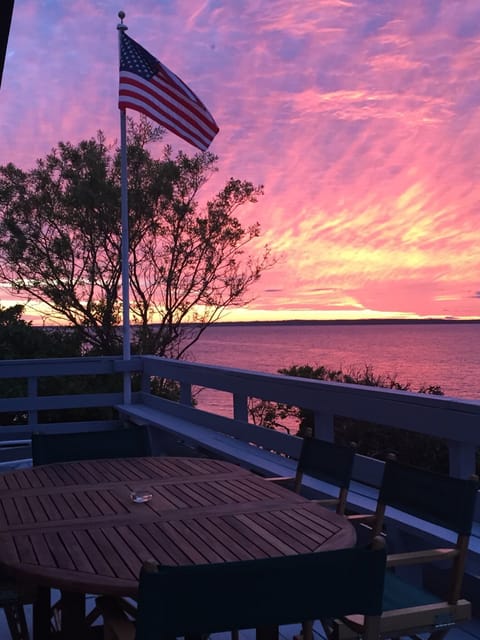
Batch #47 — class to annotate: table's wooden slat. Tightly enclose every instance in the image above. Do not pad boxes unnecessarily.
[200,514,269,559]
[43,531,78,570]
[58,530,96,574]
[186,517,245,562]
[24,532,57,568]
[129,521,192,567]
[233,512,303,556]
[88,527,138,580]
[69,529,118,579]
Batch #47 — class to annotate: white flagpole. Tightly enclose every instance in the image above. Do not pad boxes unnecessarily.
[117,11,131,404]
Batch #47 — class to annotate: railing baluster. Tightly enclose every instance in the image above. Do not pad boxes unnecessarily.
[180,382,192,406]
[233,394,248,422]
[313,410,334,441]
[27,376,38,426]
[448,440,477,478]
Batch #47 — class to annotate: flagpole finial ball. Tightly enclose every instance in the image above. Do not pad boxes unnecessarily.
[118,10,125,21]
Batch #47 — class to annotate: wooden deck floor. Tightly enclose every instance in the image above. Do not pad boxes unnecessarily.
[2,600,479,640]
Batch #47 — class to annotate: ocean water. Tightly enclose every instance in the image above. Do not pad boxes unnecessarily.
[188,322,480,402]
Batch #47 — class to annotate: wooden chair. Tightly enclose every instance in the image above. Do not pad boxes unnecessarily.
[327,459,479,640]
[96,540,387,640]
[31,425,152,633]
[266,436,356,514]
[31,425,152,465]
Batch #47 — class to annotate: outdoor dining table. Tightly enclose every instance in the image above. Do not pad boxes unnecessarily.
[0,455,356,639]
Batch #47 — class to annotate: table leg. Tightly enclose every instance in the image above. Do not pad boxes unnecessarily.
[32,587,51,640]
[60,591,87,640]
[256,625,279,640]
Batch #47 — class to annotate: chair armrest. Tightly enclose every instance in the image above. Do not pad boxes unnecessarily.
[310,498,339,506]
[345,513,376,524]
[265,476,295,483]
[386,548,459,568]
[96,596,136,640]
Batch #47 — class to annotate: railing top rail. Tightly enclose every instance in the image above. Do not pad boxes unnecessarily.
[0,355,143,378]
[141,355,480,412]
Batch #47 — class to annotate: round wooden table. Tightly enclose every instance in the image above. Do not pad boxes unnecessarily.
[0,456,356,638]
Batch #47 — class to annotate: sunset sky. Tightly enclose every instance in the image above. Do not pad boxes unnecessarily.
[2,0,480,323]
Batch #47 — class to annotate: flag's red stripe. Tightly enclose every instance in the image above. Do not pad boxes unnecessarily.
[119,86,211,150]
[120,71,218,138]
[119,88,213,149]
[120,86,215,146]
[119,99,207,150]
[119,74,217,147]
[155,60,202,106]
[150,73,218,133]
[119,95,208,150]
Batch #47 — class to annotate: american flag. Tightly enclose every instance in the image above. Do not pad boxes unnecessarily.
[119,32,219,151]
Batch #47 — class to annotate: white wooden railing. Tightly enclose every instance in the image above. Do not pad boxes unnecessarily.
[0,354,479,479]
[139,356,480,479]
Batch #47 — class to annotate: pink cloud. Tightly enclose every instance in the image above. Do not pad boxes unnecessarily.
[2,0,480,321]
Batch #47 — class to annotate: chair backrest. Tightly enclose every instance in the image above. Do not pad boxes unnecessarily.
[297,437,355,488]
[295,437,355,513]
[135,543,386,640]
[376,460,478,535]
[31,426,152,465]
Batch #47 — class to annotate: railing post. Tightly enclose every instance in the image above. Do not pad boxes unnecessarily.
[233,394,249,422]
[447,440,477,478]
[141,371,151,394]
[313,410,334,441]
[27,376,38,426]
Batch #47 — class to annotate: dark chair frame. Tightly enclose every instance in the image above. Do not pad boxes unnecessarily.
[267,436,356,515]
[330,460,479,640]
[31,425,152,466]
[97,540,387,640]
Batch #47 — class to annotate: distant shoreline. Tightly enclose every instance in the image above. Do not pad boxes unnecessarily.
[42,318,480,330]
[203,318,480,327]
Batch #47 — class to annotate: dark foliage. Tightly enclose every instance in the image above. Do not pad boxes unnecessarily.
[249,363,456,474]
[0,118,273,360]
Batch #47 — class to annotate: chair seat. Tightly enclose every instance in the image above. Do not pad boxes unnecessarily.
[335,572,469,640]
[382,571,442,612]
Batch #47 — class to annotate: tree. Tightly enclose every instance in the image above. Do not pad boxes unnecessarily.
[0,304,84,424]
[0,118,272,358]
[0,304,82,361]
